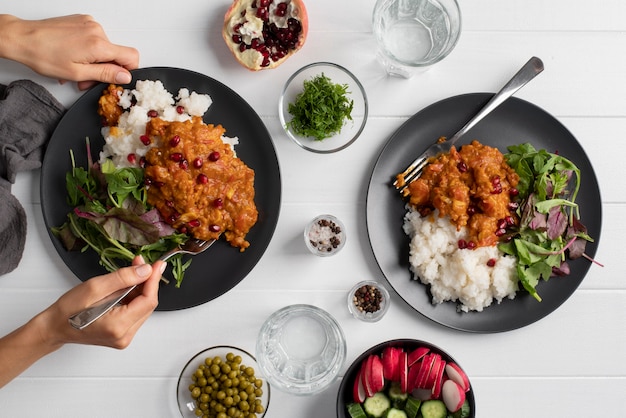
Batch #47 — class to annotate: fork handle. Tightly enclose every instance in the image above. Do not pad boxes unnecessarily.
[447,56,544,145]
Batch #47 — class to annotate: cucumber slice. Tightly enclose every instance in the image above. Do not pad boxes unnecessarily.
[388,381,408,409]
[420,400,447,418]
[404,396,422,418]
[385,407,408,418]
[347,403,367,418]
[363,392,391,418]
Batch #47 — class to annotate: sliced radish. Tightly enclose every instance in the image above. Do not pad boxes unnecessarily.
[399,351,409,393]
[431,357,447,399]
[407,361,421,391]
[381,346,401,381]
[353,367,366,403]
[441,379,466,412]
[369,354,385,393]
[416,353,436,389]
[411,387,434,401]
[362,355,376,397]
[424,354,441,389]
[445,362,470,392]
[407,346,430,367]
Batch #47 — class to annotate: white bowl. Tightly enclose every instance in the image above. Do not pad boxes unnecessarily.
[279,62,368,153]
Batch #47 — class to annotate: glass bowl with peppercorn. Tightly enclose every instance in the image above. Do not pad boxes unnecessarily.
[304,214,346,256]
[348,280,391,322]
[279,62,368,153]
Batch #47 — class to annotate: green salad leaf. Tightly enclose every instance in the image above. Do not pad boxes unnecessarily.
[499,142,600,302]
[286,73,354,141]
[53,140,190,285]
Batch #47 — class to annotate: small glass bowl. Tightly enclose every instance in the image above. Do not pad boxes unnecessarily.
[256,304,347,396]
[279,62,368,153]
[347,280,391,322]
[176,346,270,418]
[304,214,346,257]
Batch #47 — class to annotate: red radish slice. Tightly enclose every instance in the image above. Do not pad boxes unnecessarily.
[445,362,470,392]
[362,355,376,397]
[369,354,385,393]
[353,368,366,403]
[382,346,401,381]
[431,358,447,399]
[407,346,430,367]
[424,354,441,389]
[407,361,421,391]
[416,353,436,389]
[411,387,433,401]
[399,351,409,393]
[442,379,466,412]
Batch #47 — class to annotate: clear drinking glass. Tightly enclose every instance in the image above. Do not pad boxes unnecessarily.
[372,0,462,78]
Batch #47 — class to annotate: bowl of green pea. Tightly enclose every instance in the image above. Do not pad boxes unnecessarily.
[177,345,270,418]
[279,62,368,154]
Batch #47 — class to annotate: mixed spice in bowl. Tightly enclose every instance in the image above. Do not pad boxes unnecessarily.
[348,280,390,322]
[304,214,346,256]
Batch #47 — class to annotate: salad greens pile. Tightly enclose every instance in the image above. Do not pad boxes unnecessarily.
[287,73,354,141]
[499,143,600,301]
[52,139,192,287]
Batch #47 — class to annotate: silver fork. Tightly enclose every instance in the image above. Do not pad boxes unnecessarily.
[394,56,544,195]
[68,238,216,330]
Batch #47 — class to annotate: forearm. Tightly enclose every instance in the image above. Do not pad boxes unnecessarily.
[0,14,21,61]
[0,311,62,389]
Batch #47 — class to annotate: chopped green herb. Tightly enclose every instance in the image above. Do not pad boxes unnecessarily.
[287,73,354,141]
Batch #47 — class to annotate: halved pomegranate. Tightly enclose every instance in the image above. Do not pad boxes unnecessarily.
[222,0,308,70]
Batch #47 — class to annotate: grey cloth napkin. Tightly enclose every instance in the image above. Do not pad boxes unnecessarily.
[0,80,64,275]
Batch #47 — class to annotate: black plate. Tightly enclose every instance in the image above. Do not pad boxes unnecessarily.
[41,67,281,311]
[366,93,601,332]
[336,339,476,418]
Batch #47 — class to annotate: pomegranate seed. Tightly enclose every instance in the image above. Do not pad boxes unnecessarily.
[179,159,189,170]
[497,218,508,230]
[466,241,477,250]
[233,23,243,33]
[139,156,146,168]
[179,226,188,234]
[208,151,220,162]
[275,2,287,16]
[167,212,180,224]
[457,239,468,249]
[170,153,183,162]
[140,135,151,145]
[209,224,221,233]
[487,258,497,267]
[467,205,477,215]
[188,219,201,228]
[154,181,164,188]
[147,109,158,118]
[170,135,181,147]
[232,34,242,44]
[495,228,507,237]
[193,158,203,169]
[214,198,223,208]
[457,161,468,173]
[127,153,136,164]
[251,38,261,49]
[239,43,247,52]
[261,56,271,67]
[144,177,153,186]
[508,201,519,211]
[176,105,185,114]
[197,173,208,184]
[256,7,269,20]
[509,187,519,197]
[259,0,270,6]
[505,215,515,226]
[166,200,175,208]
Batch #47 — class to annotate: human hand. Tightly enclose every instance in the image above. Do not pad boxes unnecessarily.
[0,14,139,90]
[40,256,165,350]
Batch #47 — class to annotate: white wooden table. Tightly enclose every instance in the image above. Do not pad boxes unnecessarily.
[1,1,624,417]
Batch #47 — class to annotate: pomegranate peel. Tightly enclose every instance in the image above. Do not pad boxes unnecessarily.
[222,0,308,71]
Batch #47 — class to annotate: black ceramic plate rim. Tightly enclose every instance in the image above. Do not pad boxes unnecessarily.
[365,93,602,332]
[40,67,281,311]
[336,338,476,418]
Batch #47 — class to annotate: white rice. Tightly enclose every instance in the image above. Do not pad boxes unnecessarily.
[403,209,519,312]
[99,80,239,168]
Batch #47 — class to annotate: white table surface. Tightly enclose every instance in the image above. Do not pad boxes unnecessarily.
[1,1,624,417]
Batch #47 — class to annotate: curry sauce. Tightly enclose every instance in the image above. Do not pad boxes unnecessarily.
[404,140,519,248]
[144,117,257,251]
